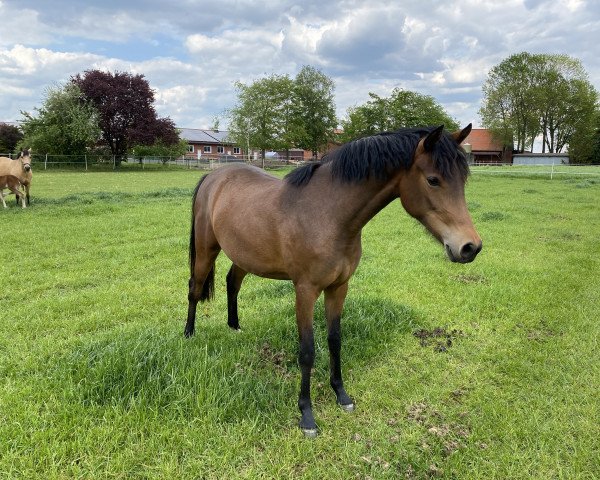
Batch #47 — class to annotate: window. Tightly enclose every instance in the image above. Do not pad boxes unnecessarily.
[217,146,225,154]
[187,145,194,153]
[233,147,241,154]
[203,146,212,153]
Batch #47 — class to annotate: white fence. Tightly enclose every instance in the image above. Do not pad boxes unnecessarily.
[470,163,600,180]
[1,153,302,171]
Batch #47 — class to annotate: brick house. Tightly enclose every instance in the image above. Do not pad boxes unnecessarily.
[179,128,244,160]
[463,129,513,164]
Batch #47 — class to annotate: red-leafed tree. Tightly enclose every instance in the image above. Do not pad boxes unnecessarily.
[0,123,23,154]
[71,70,179,164]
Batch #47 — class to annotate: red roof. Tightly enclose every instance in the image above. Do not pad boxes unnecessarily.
[464,129,504,152]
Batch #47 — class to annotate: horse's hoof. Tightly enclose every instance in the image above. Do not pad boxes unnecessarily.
[301,428,318,438]
[340,403,355,413]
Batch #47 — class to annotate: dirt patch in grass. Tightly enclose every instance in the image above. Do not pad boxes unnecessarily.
[453,273,487,284]
[258,342,291,378]
[413,327,464,352]
[407,402,471,457]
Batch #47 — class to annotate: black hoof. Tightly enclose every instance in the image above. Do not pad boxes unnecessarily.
[184,328,194,338]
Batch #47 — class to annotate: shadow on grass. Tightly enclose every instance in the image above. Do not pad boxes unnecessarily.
[50,295,419,422]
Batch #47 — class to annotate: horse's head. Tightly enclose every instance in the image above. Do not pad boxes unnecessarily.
[399,125,482,263]
[19,149,32,172]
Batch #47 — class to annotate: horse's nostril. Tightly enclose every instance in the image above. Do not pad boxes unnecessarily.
[460,242,481,261]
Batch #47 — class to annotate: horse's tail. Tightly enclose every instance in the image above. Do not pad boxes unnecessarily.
[190,174,214,301]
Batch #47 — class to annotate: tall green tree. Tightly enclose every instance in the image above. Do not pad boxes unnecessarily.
[292,65,337,159]
[19,83,100,155]
[228,74,295,161]
[480,52,598,156]
[340,88,458,143]
[72,70,180,165]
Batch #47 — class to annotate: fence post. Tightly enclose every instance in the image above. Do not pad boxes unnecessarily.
[551,163,554,180]
[45,153,48,170]
[85,154,88,171]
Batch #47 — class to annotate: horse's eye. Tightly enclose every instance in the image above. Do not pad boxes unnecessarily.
[427,176,441,187]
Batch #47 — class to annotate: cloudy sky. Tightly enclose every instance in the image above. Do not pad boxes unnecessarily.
[1,0,599,130]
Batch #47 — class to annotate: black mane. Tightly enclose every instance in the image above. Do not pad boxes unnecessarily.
[285,127,469,187]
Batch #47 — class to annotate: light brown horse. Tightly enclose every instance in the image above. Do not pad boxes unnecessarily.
[186,125,481,436]
[0,149,32,206]
[0,174,26,208]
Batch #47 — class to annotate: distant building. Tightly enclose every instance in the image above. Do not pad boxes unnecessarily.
[463,129,513,164]
[178,128,244,159]
[513,153,569,165]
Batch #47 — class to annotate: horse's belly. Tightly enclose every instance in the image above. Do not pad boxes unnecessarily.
[215,222,290,280]
[221,244,290,280]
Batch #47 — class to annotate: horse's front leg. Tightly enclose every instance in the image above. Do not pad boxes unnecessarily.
[294,282,320,437]
[325,282,354,411]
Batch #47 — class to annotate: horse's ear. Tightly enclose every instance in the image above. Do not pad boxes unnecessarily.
[453,124,472,145]
[424,125,444,152]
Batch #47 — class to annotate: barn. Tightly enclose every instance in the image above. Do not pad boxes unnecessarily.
[463,129,513,164]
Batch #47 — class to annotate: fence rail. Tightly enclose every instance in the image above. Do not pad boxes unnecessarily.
[3,152,599,179]
[470,163,600,179]
[1,153,304,170]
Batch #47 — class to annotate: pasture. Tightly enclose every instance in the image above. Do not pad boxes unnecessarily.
[0,167,598,479]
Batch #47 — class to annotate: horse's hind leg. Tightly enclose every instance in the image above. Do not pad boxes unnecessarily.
[0,191,6,209]
[226,264,247,330]
[185,243,220,338]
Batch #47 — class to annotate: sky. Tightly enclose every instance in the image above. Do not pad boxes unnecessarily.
[1,0,599,131]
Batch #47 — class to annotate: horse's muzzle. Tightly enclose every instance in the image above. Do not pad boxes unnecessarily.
[445,241,482,263]
[24,164,31,172]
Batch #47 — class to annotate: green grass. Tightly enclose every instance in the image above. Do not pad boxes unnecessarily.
[1,167,599,479]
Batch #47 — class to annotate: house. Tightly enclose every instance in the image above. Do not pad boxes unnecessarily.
[179,128,245,160]
[178,127,339,163]
[463,129,513,164]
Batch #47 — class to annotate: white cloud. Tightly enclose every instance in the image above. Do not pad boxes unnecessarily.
[0,0,599,130]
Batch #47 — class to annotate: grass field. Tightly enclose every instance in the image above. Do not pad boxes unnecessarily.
[1,166,599,479]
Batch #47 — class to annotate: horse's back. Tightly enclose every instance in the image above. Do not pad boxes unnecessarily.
[0,157,13,173]
[0,157,22,178]
[195,164,289,278]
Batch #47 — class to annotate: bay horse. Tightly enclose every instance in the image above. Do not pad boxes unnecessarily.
[185,125,481,437]
[0,149,32,206]
[0,174,26,208]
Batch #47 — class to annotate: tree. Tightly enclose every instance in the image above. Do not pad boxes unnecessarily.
[340,88,458,143]
[72,70,180,165]
[292,66,338,159]
[19,83,100,155]
[568,109,600,163]
[480,52,598,155]
[228,74,296,162]
[0,123,23,154]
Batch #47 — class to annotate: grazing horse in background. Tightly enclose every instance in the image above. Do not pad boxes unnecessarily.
[185,125,482,436]
[0,149,33,206]
[0,175,26,208]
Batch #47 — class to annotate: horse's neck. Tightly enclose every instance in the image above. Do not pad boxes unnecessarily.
[312,164,400,235]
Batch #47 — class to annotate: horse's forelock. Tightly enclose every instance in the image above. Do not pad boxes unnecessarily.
[431,133,470,182]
